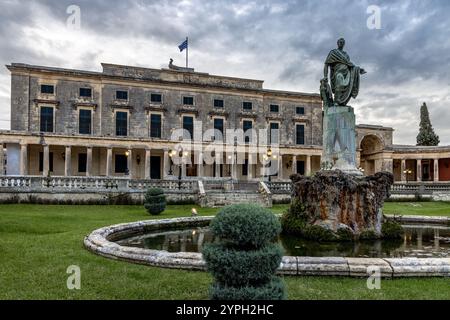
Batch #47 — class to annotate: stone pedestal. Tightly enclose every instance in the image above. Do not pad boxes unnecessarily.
[323,104,361,175]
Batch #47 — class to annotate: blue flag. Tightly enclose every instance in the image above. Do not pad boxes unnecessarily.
[178,39,188,52]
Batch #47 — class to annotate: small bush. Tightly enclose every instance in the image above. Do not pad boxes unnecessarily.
[210,277,287,301]
[336,228,354,242]
[281,212,307,236]
[210,204,281,249]
[303,225,337,242]
[382,220,404,239]
[359,229,380,241]
[144,188,167,216]
[203,243,283,287]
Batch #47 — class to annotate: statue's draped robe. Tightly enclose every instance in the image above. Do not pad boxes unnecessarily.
[325,49,361,106]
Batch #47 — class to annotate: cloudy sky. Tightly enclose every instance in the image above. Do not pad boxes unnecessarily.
[0,0,449,145]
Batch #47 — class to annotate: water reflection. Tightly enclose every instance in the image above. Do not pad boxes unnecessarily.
[116,224,450,258]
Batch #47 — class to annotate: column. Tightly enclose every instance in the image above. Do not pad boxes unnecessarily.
[106,147,113,177]
[0,145,4,175]
[232,153,237,180]
[127,149,133,178]
[86,147,93,177]
[181,161,187,178]
[64,146,72,176]
[401,159,406,182]
[197,153,204,178]
[416,160,421,182]
[20,144,28,176]
[434,159,440,182]
[292,155,297,175]
[145,149,151,179]
[215,158,221,178]
[306,155,312,176]
[163,149,170,179]
[277,155,283,180]
[43,144,50,177]
[248,154,253,180]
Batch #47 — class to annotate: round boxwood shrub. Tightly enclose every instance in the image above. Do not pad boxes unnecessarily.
[210,204,281,249]
[382,220,404,239]
[203,204,286,300]
[144,188,166,216]
[202,243,283,287]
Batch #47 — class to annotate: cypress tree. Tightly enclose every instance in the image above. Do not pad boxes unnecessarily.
[416,102,440,146]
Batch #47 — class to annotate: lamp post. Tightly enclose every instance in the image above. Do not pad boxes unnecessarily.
[125,151,130,176]
[264,148,278,182]
[404,169,412,183]
[169,149,187,189]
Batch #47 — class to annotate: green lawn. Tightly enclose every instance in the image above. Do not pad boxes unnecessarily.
[383,202,450,217]
[0,203,449,300]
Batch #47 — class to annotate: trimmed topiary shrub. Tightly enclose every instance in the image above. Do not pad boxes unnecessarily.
[382,220,404,239]
[203,204,286,300]
[144,188,166,215]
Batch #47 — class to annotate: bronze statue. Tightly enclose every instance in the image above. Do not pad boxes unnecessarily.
[322,38,366,106]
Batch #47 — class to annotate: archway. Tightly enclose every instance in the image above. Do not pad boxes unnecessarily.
[360,135,384,176]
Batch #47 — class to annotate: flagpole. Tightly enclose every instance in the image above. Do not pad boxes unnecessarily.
[186,37,188,68]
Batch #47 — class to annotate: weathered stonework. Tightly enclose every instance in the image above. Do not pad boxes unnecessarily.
[290,170,394,237]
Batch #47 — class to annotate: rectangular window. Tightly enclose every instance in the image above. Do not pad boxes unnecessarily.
[151,93,162,103]
[150,114,162,138]
[183,116,194,139]
[39,152,54,172]
[242,159,249,176]
[214,99,224,108]
[243,102,253,111]
[78,153,87,173]
[296,124,305,145]
[214,118,224,141]
[116,112,128,136]
[41,85,54,94]
[243,120,253,144]
[79,109,92,135]
[270,104,279,113]
[183,96,194,105]
[269,122,279,144]
[115,154,127,174]
[296,106,305,115]
[79,88,92,98]
[116,90,128,100]
[40,107,54,133]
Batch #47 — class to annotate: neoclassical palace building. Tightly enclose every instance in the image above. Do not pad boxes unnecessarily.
[1,62,450,184]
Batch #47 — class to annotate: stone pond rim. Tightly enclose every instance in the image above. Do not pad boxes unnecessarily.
[84,216,450,278]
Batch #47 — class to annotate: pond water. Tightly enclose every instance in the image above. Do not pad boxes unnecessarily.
[115,224,450,258]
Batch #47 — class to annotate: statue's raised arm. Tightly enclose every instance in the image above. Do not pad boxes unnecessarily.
[321,38,366,106]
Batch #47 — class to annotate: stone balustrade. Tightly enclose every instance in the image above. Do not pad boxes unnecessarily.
[0,176,197,193]
[266,181,293,194]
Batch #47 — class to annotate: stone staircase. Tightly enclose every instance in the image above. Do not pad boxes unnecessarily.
[198,180,272,208]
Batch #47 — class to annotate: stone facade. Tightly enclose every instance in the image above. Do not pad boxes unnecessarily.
[1,62,450,186]
[1,63,323,181]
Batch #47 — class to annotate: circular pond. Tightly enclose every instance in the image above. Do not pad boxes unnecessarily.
[84,216,450,277]
[115,224,450,259]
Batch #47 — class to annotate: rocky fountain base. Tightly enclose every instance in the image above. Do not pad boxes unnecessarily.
[282,170,402,241]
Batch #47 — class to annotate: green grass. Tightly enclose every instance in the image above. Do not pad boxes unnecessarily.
[0,203,449,300]
[384,202,450,217]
